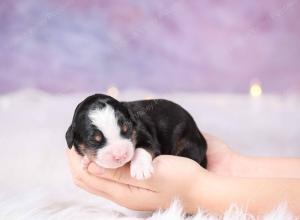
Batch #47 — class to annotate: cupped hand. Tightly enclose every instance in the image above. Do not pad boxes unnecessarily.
[66,147,205,213]
[67,134,300,215]
[66,133,236,212]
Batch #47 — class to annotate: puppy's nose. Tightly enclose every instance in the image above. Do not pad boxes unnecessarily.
[112,151,128,162]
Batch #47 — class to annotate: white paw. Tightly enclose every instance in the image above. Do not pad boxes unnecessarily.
[130,148,154,180]
[130,159,154,180]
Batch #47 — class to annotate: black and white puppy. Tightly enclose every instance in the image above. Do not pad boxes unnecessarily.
[66,94,207,179]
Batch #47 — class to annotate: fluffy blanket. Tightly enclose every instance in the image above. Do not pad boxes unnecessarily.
[0,90,299,219]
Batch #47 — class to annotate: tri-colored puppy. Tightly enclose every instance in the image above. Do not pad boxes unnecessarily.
[66,94,207,180]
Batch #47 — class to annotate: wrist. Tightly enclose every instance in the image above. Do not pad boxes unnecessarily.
[228,151,244,177]
[212,150,244,177]
[189,167,213,213]
[229,152,257,177]
[191,167,228,214]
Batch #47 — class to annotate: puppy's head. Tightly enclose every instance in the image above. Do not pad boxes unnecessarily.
[66,94,135,169]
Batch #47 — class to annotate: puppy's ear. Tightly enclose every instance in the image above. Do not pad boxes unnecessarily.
[65,125,74,149]
[120,102,137,124]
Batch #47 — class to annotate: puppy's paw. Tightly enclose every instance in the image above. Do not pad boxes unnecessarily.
[130,159,154,180]
[130,148,154,180]
[81,156,91,171]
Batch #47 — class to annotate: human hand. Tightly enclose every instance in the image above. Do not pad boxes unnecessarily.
[67,134,300,215]
[204,133,238,176]
[66,133,240,212]
[66,147,206,213]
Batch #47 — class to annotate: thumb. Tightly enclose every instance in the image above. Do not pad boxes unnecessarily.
[87,162,156,191]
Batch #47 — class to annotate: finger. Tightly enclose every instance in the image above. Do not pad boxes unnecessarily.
[66,148,159,210]
[66,148,85,175]
[89,155,172,186]
[66,147,82,166]
[80,176,168,212]
[74,178,111,199]
[203,132,213,137]
[78,170,158,211]
[66,148,130,185]
[66,148,132,198]
[66,148,129,195]
[87,162,157,191]
[66,147,154,192]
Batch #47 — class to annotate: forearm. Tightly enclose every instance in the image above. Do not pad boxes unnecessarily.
[231,153,300,178]
[192,169,300,216]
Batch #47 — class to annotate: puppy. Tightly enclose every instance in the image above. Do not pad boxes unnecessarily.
[66,94,207,179]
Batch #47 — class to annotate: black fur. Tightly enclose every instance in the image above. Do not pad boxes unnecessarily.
[66,94,207,167]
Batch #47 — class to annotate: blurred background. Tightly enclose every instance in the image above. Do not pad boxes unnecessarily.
[1,0,300,94]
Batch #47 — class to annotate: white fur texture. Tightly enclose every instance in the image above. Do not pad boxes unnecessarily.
[130,148,154,180]
[89,105,121,143]
[0,89,299,219]
[0,192,297,220]
[89,105,135,168]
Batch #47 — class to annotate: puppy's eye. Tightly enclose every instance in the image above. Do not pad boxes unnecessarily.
[122,124,128,133]
[94,134,102,142]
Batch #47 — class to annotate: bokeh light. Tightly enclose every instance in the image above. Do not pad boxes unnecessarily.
[250,83,263,97]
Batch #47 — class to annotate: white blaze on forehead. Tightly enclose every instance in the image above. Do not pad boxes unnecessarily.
[88,104,135,169]
[88,105,121,143]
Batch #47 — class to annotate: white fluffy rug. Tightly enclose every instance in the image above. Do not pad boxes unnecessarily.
[0,90,299,220]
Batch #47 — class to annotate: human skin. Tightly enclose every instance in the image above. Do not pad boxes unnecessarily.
[66,133,300,215]
[204,134,300,178]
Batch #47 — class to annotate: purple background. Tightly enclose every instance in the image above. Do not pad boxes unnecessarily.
[1,0,300,94]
